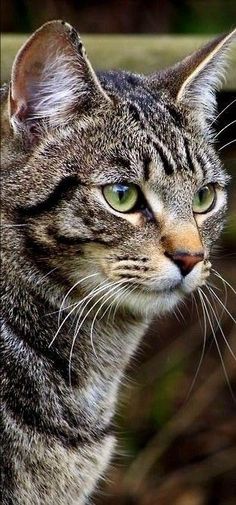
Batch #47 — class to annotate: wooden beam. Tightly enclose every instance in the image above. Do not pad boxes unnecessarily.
[1,34,236,88]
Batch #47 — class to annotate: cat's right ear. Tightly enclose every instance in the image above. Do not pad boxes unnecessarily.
[148,29,236,132]
[9,20,111,140]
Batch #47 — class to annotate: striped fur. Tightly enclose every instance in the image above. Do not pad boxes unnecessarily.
[1,21,235,505]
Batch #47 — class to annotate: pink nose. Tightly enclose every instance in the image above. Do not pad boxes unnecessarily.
[166,251,204,276]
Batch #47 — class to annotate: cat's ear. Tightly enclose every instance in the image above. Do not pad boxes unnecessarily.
[149,29,236,130]
[9,20,111,139]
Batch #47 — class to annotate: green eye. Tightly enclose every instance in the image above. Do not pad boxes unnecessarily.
[103,183,139,213]
[193,184,216,214]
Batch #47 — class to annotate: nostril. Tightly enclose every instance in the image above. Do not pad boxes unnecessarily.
[165,251,204,277]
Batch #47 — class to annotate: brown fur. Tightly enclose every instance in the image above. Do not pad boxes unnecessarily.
[1,21,235,505]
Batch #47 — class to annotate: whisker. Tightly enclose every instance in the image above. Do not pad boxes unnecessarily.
[49,300,82,349]
[212,269,236,295]
[89,281,130,358]
[207,280,228,326]
[69,279,110,328]
[204,287,236,362]
[111,283,138,324]
[192,292,203,330]
[210,98,236,127]
[58,273,99,328]
[0,224,28,228]
[214,119,236,139]
[49,277,107,348]
[185,289,207,399]
[72,279,126,338]
[68,280,128,384]
[207,286,236,325]
[99,282,131,322]
[175,305,185,322]
[37,267,58,282]
[207,282,222,292]
[218,139,236,151]
[199,288,235,402]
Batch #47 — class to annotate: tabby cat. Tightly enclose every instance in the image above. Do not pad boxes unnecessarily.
[1,20,235,505]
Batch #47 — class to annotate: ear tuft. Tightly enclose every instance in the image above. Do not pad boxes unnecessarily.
[9,20,111,138]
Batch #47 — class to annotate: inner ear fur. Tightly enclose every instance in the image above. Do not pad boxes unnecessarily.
[148,28,236,128]
[9,20,111,137]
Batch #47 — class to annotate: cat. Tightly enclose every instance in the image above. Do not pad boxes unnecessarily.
[1,19,235,505]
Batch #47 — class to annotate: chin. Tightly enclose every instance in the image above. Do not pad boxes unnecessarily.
[122,287,185,319]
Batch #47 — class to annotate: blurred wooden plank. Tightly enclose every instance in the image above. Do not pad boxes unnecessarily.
[1,34,236,88]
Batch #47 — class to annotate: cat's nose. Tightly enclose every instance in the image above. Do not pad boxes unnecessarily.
[165,251,204,277]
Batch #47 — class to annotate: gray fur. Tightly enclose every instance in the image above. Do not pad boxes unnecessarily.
[1,20,235,505]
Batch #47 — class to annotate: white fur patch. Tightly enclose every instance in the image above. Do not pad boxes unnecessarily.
[27,52,89,125]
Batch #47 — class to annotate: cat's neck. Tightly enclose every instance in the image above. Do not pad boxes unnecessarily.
[2,264,148,439]
[1,249,148,504]
[2,252,148,388]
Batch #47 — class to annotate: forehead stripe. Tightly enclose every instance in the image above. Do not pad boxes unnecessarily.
[184,139,195,172]
[152,141,175,175]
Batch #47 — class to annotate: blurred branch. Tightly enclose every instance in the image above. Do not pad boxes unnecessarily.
[123,329,236,494]
[145,446,236,503]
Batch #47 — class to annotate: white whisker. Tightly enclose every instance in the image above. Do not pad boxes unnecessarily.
[99,282,130,322]
[214,119,236,139]
[89,281,129,358]
[49,300,81,349]
[204,287,236,362]
[191,292,203,330]
[212,269,236,295]
[72,279,125,338]
[38,267,58,282]
[111,283,137,324]
[58,273,99,328]
[207,286,236,325]
[49,276,105,348]
[0,223,28,228]
[185,289,207,399]
[68,280,127,384]
[210,98,236,126]
[218,139,236,151]
[199,288,235,402]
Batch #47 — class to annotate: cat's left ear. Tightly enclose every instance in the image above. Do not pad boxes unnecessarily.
[149,29,236,130]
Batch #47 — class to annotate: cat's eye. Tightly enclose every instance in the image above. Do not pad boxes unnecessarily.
[193,184,216,214]
[102,183,139,213]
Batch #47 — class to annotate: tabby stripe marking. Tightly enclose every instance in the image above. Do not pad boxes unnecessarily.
[18,175,80,216]
[184,138,195,172]
[4,401,114,449]
[55,234,115,246]
[165,103,183,126]
[196,154,207,177]
[143,155,152,181]
[152,141,175,175]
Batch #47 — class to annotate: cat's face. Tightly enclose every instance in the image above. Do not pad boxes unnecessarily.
[2,21,234,317]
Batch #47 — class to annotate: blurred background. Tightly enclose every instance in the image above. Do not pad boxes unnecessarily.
[1,0,236,33]
[1,2,236,504]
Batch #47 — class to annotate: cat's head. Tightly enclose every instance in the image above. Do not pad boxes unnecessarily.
[2,21,235,316]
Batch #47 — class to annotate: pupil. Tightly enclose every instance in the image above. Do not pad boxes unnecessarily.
[116,185,128,201]
[199,187,208,203]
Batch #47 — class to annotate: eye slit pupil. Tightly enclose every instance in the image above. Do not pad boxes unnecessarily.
[199,187,207,202]
[117,186,128,201]
[193,184,216,214]
[102,183,140,213]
